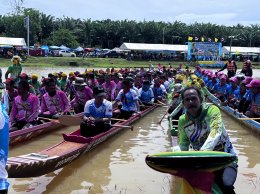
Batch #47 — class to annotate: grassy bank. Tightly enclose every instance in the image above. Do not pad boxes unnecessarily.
[0,57,182,68]
[0,56,258,69]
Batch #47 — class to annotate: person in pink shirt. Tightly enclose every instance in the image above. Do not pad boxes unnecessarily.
[112,73,123,97]
[71,77,93,113]
[87,73,99,89]
[2,78,18,114]
[10,81,39,131]
[40,78,71,118]
[102,74,116,101]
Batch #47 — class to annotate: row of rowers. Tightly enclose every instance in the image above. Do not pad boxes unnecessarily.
[3,70,178,131]
[194,68,260,118]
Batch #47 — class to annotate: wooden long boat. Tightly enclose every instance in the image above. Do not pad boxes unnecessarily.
[207,94,260,134]
[7,104,159,178]
[9,113,83,147]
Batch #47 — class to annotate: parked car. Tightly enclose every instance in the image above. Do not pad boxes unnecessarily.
[58,50,76,57]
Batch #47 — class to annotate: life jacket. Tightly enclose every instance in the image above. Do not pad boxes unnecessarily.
[227,61,236,71]
[243,62,252,70]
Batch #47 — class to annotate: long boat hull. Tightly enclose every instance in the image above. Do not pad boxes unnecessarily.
[207,94,260,134]
[9,113,83,147]
[7,104,158,178]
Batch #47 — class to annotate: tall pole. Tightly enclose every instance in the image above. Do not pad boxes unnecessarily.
[26,16,30,56]
[162,28,165,44]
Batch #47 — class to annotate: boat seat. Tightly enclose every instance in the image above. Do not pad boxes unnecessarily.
[63,133,93,144]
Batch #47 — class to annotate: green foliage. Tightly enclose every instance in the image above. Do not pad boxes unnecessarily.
[0,8,260,48]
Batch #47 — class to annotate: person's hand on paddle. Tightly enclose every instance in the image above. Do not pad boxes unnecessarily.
[83,116,95,126]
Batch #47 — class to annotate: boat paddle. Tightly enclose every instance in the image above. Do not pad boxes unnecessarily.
[38,117,61,123]
[238,117,260,120]
[58,115,133,130]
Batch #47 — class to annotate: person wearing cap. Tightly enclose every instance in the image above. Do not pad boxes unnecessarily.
[114,78,139,119]
[2,78,18,114]
[206,74,219,92]
[112,73,123,97]
[64,75,76,100]
[226,77,239,107]
[212,75,230,102]
[19,73,36,95]
[152,77,167,102]
[232,81,248,111]
[9,81,39,131]
[241,59,253,77]
[168,83,183,115]
[245,79,260,118]
[58,73,68,91]
[40,78,71,119]
[217,59,237,78]
[5,55,23,87]
[87,73,98,89]
[126,76,139,96]
[102,74,116,101]
[29,74,41,95]
[138,80,154,106]
[71,77,93,114]
[80,86,112,137]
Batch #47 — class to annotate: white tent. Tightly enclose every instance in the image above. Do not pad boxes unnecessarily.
[222,46,260,54]
[0,37,26,46]
[119,43,187,52]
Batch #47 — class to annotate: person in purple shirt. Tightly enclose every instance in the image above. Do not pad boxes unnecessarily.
[10,81,39,131]
[40,78,71,119]
[102,74,116,101]
[71,77,93,113]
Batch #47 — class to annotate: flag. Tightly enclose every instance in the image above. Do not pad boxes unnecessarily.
[208,38,212,42]
[188,36,193,41]
[214,38,218,42]
[201,37,205,42]
[195,37,199,41]
[221,37,225,42]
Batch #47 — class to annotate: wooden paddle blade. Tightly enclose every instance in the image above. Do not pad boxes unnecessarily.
[238,117,260,120]
[58,115,83,126]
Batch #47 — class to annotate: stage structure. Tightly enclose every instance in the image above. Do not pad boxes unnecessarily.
[187,42,224,67]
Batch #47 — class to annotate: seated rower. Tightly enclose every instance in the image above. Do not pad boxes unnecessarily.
[113,78,139,119]
[39,78,71,119]
[2,78,18,114]
[138,80,154,107]
[177,86,237,193]
[10,81,39,131]
[71,77,93,114]
[152,77,167,103]
[245,79,260,118]
[80,86,112,137]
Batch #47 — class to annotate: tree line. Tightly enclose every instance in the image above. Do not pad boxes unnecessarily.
[0,8,260,49]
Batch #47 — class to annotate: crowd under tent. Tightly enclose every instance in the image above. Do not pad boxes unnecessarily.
[0,37,26,46]
[222,46,260,55]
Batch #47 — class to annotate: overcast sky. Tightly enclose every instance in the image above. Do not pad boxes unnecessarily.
[1,0,260,26]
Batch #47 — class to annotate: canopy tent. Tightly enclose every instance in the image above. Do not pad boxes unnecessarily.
[59,45,71,51]
[49,46,60,50]
[119,43,187,52]
[74,46,83,52]
[111,47,128,52]
[222,46,260,54]
[0,37,26,46]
